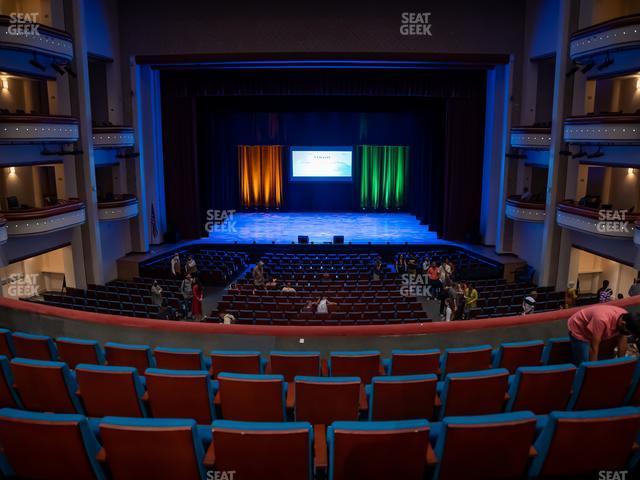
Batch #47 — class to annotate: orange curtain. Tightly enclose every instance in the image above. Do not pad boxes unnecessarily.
[238,145,283,208]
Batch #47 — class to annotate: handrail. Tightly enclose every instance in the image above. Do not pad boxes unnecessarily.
[97,194,137,209]
[1,295,639,338]
[570,13,640,40]
[92,125,134,134]
[0,114,79,124]
[1,199,84,221]
[564,114,640,125]
[0,14,72,41]
[506,196,546,210]
[558,200,640,221]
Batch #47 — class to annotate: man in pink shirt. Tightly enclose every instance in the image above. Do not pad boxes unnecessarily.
[567,304,639,364]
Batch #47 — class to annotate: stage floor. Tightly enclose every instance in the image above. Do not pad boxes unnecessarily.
[207,212,438,244]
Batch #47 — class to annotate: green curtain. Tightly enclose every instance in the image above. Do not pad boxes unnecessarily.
[358,145,408,209]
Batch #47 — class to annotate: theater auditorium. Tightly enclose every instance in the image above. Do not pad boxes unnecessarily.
[0,0,639,478]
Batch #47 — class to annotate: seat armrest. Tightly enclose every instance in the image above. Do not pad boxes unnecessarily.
[96,448,107,463]
[204,442,216,468]
[426,442,438,466]
[359,384,368,411]
[214,391,221,406]
[264,361,272,374]
[321,360,328,376]
[286,382,295,409]
[434,393,442,408]
[141,391,149,402]
[314,424,328,471]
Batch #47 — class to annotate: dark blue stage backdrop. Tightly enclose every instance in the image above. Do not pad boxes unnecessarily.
[197,96,444,212]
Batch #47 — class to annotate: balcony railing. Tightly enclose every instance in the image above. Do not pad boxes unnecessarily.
[0,15,73,61]
[0,114,79,144]
[97,194,139,221]
[505,196,546,223]
[92,126,135,149]
[557,200,639,239]
[1,199,85,236]
[564,114,640,145]
[510,127,552,149]
[569,14,640,64]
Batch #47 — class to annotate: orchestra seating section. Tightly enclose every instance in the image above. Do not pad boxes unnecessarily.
[1,328,640,478]
[35,277,186,319]
[469,280,566,318]
[140,249,248,284]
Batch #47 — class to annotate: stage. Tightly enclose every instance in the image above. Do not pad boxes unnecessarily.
[207,212,438,244]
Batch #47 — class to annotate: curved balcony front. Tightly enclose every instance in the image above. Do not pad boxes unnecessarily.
[92,126,135,149]
[0,15,73,61]
[505,196,546,223]
[557,200,638,239]
[569,15,640,71]
[563,114,640,146]
[98,195,139,221]
[510,127,552,150]
[0,114,79,144]
[1,199,86,237]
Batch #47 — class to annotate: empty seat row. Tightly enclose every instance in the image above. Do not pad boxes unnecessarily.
[2,405,639,479]
[0,330,584,378]
[4,354,639,423]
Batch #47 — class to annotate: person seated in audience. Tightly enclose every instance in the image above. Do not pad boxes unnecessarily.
[186,255,197,275]
[522,295,536,315]
[301,300,317,313]
[218,308,236,325]
[281,281,296,293]
[170,253,181,277]
[371,258,385,281]
[567,304,639,364]
[180,274,193,319]
[158,299,176,320]
[150,280,163,307]
[597,280,613,303]
[316,296,336,314]
[395,254,408,275]
[440,280,456,316]
[520,187,533,202]
[629,278,640,297]
[265,277,279,289]
[464,282,478,316]
[565,281,578,309]
[191,279,204,322]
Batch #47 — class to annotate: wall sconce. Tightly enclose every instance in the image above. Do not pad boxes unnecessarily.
[8,167,16,177]
[636,77,640,91]
[628,168,637,176]
[1,77,8,91]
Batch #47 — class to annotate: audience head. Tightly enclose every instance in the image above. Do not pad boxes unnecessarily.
[603,280,610,288]
[619,312,640,337]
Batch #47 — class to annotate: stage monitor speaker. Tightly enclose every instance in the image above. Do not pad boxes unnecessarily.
[298,235,309,244]
[333,235,344,244]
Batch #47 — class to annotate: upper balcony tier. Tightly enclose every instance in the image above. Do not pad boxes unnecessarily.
[0,114,79,144]
[569,14,640,74]
[563,114,640,145]
[97,194,139,221]
[510,126,551,149]
[0,15,73,61]
[92,126,135,149]
[557,200,639,240]
[505,196,546,223]
[1,199,85,237]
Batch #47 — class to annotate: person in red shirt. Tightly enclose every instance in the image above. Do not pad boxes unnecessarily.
[567,304,639,364]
